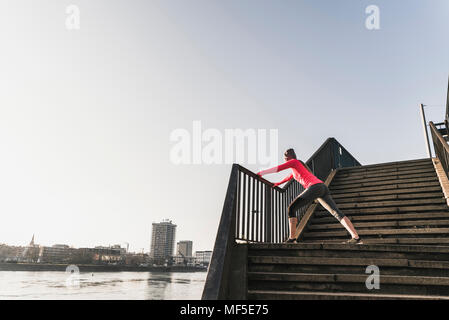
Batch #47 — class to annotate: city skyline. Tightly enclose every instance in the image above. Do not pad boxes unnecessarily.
[1,219,208,255]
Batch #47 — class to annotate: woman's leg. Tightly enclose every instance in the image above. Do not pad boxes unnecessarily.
[289,217,298,239]
[287,184,323,240]
[340,217,360,239]
[317,192,360,239]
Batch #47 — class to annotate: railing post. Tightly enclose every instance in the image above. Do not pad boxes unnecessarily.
[420,104,432,158]
[265,184,272,242]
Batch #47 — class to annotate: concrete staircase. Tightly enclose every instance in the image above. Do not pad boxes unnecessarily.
[247,158,449,299]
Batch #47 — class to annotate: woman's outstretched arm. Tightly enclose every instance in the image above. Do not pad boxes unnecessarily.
[273,174,294,187]
[257,159,296,176]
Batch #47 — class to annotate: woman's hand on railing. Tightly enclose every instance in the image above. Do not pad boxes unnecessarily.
[257,172,278,188]
[238,166,280,190]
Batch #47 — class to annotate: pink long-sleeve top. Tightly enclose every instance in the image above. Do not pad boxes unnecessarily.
[258,159,323,189]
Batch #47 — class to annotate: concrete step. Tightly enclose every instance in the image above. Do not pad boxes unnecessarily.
[329,181,441,194]
[301,237,449,246]
[330,176,437,190]
[249,259,449,277]
[248,255,409,267]
[249,255,449,272]
[249,272,344,283]
[248,246,449,261]
[248,272,449,295]
[311,212,449,224]
[334,166,436,181]
[332,172,437,186]
[314,204,449,216]
[330,192,443,203]
[247,290,449,300]
[317,198,447,210]
[338,158,432,173]
[330,187,443,199]
[303,227,449,239]
[248,242,449,254]
[308,219,449,231]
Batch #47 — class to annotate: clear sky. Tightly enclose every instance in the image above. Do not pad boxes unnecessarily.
[0,0,448,253]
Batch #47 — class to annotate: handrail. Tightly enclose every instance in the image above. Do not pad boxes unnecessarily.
[202,138,360,299]
[237,165,284,192]
[430,121,449,179]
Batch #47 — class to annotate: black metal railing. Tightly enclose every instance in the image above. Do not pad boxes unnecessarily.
[235,166,291,243]
[202,137,360,299]
[430,121,449,178]
[445,75,449,132]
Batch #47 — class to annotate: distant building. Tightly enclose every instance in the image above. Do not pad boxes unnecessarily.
[0,244,24,263]
[20,234,40,263]
[177,240,193,257]
[124,253,149,266]
[71,248,95,264]
[173,255,195,266]
[150,219,177,264]
[110,244,127,255]
[92,246,123,263]
[195,251,212,266]
[39,244,73,263]
[29,234,35,247]
[53,244,70,249]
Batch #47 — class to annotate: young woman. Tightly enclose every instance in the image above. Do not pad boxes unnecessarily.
[257,148,362,244]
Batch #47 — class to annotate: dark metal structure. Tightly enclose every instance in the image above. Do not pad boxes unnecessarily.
[446,75,449,133]
[202,138,360,300]
[430,76,449,178]
[430,121,449,179]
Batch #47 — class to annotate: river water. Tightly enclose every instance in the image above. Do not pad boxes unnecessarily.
[0,271,207,299]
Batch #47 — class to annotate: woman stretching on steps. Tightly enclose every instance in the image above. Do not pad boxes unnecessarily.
[257,148,362,244]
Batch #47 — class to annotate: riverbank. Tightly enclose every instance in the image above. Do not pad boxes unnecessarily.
[0,263,207,273]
